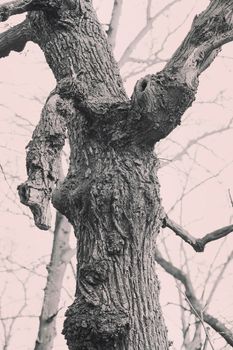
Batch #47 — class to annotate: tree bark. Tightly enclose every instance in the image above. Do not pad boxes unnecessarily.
[19,1,170,349]
[0,19,31,58]
[0,0,232,349]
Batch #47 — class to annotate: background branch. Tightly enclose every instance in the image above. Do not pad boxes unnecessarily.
[164,216,233,252]
[118,0,182,68]
[155,248,233,347]
[34,211,72,350]
[106,0,123,51]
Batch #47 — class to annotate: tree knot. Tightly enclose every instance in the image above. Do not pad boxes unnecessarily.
[57,76,88,101]
[80,259,109,286]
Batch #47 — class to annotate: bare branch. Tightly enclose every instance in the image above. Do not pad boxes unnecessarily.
[163,216,233,252]
[201,238,227,302]
[183,292,215,350]
[0,0,61,22]
[122,2,194,82]
[146,0,152,22]
[187,322,202,350]
[205,250,233,308]
[0,19,31,58]
[17,92,67,230]
[165,0,233,86]
[118,0,182,68]
[155,248,233,347]
[35,210,72,350]
[106,0,123,51]
[228,189,233,207]
[131,0,233,145]
[0,267,31,349]
[160,121,233,167]
[167,160,233,214]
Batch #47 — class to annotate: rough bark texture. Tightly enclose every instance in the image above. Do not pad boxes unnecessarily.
[1,0,233,349]
[0,19,31,58]
[20,1,170,349]
[18,92,67,230]
[54,144,168,349]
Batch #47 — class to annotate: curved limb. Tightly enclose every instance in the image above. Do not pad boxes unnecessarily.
[0,19,31,58]
[0,0,61,22]
[130,0,233,145]
[163,216,233,252]
[18,92,67,230]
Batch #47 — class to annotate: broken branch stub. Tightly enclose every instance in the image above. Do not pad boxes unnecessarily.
[18,93,67,230]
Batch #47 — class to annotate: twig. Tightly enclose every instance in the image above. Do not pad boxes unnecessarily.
[163,216,233,252]
[155,248,233,347]
[182,289,215,350]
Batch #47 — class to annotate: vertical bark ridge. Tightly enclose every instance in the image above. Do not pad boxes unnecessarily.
[53,136,169,349]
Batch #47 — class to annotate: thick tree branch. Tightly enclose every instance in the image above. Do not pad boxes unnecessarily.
[0,19,31,58]
[165,0,233,84]
[131,0,233,145]
[0,0,61,22]
[163,216,233,252]
[155,248,233,347]
[106,0,123,51]
[17,92,67,230]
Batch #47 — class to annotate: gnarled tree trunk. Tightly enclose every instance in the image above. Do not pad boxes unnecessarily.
[19,2,170,349]
[1,0,233,349]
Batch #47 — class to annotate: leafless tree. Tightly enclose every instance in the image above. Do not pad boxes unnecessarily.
[1,0,233,349]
